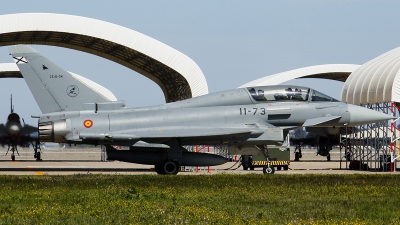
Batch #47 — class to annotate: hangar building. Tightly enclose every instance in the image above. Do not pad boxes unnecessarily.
[0,13,208,103]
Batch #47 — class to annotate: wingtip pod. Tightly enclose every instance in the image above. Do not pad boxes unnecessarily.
[347,104,395,126]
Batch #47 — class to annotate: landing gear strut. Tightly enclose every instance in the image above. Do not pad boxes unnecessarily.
[154,140,182,175]
[257,145,275,175]
[6,145,19,161]
[294,144,302,161]
[33,140,42,161]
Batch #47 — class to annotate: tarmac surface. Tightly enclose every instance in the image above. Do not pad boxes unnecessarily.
[0,146,398,175]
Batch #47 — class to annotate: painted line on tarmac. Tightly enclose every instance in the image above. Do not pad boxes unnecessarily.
[44,152,100,154]
[26,166,44,175]
[292,160,341,162]
[27,166,88,168]
[0,167,152,172]
[289,168,362,171]
[0,160,104,162]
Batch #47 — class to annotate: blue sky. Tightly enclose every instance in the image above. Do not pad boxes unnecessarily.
[0,1,399,124]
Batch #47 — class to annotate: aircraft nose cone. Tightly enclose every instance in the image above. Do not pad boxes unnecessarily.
[347,104,395,126]
[8,124,20,135]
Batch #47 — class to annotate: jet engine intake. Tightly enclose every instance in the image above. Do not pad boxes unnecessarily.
[317,145,331,156]
[38,120,67,143]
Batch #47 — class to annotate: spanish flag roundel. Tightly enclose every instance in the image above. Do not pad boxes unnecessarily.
[83,120,93,128]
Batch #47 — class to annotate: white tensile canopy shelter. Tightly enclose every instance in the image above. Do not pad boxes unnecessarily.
[0,63,117,101]
[0,13,208,103]
[342,47,400,105]
[239,64,360,88]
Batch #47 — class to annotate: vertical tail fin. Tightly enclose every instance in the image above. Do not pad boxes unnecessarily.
[9,45,118,114]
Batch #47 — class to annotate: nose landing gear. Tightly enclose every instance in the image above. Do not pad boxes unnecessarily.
[6,145,19,161]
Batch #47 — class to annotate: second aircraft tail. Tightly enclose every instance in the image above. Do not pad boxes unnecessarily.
[9,45,118,114]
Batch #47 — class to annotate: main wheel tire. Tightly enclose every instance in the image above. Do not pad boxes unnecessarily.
[327,154,331,161]
[158,161,179,175]
[11,155,15,161]
[36,152,41,161]
[262,166,275,174]
[243,166,248,170]
[277,166,282,171]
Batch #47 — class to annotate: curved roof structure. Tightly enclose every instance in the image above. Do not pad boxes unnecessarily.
[0,63,117,101]
[238,64,360,88]
[0,62,20,78]
[0,13,208,102]
[342,47,400,105]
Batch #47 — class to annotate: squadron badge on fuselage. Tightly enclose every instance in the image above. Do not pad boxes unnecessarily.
[66,85,79,97]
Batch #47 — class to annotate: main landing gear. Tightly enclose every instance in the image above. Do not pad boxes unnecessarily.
[155,160,180,175]
[155,140,182,175]
[6,140,42,161]
[294,144,302,161]
[33,140,42,161]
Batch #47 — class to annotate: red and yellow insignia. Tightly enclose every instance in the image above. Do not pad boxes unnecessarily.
[83,120,93,128]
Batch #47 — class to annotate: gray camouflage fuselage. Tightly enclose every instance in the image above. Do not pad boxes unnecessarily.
[37,86,387,148]
[10,44,394,174]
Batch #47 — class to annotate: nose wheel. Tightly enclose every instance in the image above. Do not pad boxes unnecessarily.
[263,165,275,174]
[35,152,41,161]
[6,145,19,161]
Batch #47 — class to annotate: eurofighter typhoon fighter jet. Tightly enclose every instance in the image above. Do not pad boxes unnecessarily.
[9,45,393,174]
[0,95,40,161]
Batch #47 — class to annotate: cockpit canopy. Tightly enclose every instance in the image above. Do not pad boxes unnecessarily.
[247,85,338,102]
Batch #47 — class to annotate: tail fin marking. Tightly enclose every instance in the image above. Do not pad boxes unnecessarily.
[9,45,117,114]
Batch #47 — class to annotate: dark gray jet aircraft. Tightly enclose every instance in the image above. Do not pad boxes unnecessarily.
[290,127,348,161]
[9,45,394,174]
[0,95,40,161]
